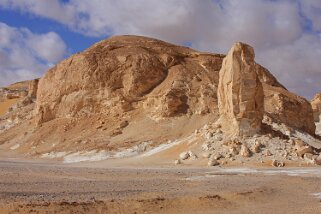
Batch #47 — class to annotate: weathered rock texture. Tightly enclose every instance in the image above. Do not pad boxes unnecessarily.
[263,84,315,135]
[28,79,39,99]
[311,92,321,122]
[35,35,224,124]
[218,42,264,137]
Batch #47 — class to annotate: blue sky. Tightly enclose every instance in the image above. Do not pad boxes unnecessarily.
[0,0,321,99]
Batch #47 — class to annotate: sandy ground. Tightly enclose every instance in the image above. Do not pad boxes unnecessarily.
[0,99,19,117]
[0,157,321,214]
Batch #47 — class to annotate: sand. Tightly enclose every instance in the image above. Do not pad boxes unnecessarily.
[0,98,19,117]
[0,158,320,214]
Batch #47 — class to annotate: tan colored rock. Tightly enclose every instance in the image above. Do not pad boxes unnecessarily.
[218,42,264,137]
[315,154,321,165]
[272,159,285,167]
[252,141,262,153]
[35,35,224,125]
[263,84,315,135]
[240,144,252,157]
[179,152,190,160]
[296,146,313,158]
[28,79,39,98]
[208,158,219,166]
[311,92,321,122]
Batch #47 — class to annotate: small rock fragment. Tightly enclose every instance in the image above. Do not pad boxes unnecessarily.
[314,154,321,165]
[208,158,219,166]
[119,120,129,129]
[240,144,251,157]
[252,141,262,153]
[296,146,313,158]
[272,159,285,167]
[202,152,211,158]
[174,159,181,165]
[179,152,190,160]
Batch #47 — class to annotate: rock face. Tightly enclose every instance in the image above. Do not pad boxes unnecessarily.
[35,35,224,125]
[28,79,39,99]
[263,84,315,135]
[311,92,321,122]
[218,42,264,137]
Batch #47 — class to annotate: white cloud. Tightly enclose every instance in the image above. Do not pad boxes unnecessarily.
[1,0,321,98]
[0,22,67,87]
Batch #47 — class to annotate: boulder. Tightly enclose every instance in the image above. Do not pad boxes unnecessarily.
[218,42,264,137]
[179,152,190,160]
[208,158,219,166]
[240,144,252,157]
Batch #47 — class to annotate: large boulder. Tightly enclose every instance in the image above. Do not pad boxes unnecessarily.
[218,42,264,137]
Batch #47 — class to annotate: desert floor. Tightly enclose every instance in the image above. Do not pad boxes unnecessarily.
[0,156,321,214]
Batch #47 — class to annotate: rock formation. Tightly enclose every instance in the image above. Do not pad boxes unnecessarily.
[35,35,224,125]
[218,42,264,137]
[0,35,319,163]
[263,84,315,135]
[311,92,321,122]
[28,79,39,99]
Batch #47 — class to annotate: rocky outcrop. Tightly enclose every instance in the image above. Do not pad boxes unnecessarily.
[35,35,223,124]
[218,42,264,137]
[263,84,315,135]
[28,79,39,99]
[311,92,321,122]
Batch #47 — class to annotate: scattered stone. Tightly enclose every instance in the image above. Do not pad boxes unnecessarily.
[214,136,223,141]
[297,146,313,158]
[229,147,239,156]
[188,151,198,160]
[111,129,122,137]
[202,152,211,159]
[272,159,285,167]
[208,158,219,166]
[202,143,211,151]
[314,154,321,165]
[240,144,251,157]
[252,141,262,153]
[294,139,306,148]
[119,120,129,129]
[179,152,190,160]
[211,154,223,160]
[174,159,181,165]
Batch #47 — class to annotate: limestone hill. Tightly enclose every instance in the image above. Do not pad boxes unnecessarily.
[0,35,320,167]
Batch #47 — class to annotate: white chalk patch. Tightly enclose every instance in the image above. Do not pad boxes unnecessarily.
[10,144,20,150]
[63,150,110,163]
[141,134,197,157]
[114,141,151,158]
[312,193,321,199]
[41,152,68,159]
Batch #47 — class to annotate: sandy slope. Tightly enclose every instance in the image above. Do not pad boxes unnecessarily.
[0,99,19,117]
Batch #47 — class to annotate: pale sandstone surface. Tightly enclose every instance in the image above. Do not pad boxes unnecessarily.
[217,42,264,137]
[311,92,321,122]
